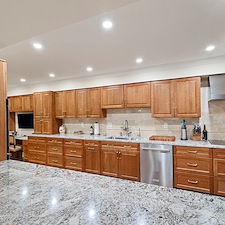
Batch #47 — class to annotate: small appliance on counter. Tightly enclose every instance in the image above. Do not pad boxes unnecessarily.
[181,119,187,140]
[192,124,201,141]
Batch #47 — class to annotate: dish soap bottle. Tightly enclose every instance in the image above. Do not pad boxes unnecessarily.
[181,120,188,140]
[90,126,94,135]
[202,125,208,141]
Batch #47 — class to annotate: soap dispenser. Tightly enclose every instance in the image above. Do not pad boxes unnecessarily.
[181,120,188,140]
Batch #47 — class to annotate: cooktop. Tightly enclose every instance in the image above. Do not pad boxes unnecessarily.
[209,140,225,145]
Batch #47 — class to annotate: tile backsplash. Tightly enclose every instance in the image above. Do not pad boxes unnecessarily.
[63,87,225,140]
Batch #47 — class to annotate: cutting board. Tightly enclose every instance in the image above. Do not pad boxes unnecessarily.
[149,135,176,141]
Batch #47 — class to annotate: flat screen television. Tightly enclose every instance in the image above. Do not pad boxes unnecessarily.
[18,113,34,129]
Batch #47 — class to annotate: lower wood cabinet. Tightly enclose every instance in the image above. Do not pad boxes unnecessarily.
[23,140,28,161]
[174,146,213,194]
[101,141,140,181]
[84,141,100,174]
[64,156,83,171]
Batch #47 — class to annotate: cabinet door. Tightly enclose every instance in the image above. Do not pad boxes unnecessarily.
[13,96,22,112]
[119,150,140,181]
[33,93,43,117]
[34,119,42,134]
[55,91,63,118]
[88,88,105,118]
[151,80,174,117]
[76,89,88,118]
[64,90,76,118]
[42,92,52,118]
[214,177,225,196]
[22,95,33,111]
[124,82,151,108]
[42,119,52,134]
[174,77,201,117]
[101,85,124,109]
[85,147,100,174]
[101,149,119,177]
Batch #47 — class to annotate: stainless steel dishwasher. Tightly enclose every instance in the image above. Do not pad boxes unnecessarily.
[140,143,173,187]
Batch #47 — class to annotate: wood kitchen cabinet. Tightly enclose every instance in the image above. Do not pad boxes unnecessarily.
[101,85,124,109]
[124,82,151,108]
[101,141,140,181]
[76,87,106,118]
[213,149,225,196]
[33,91,61,134]
[55,90,76,118]
[84,140,101,174]
[151,77,201,118]
[9,95,33,112]
[174,146,213,194]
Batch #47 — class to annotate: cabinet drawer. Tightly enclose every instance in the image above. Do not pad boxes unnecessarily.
[64,156,83,171]
[84,140,100,148]
[28,136,46,143]
[47,138,63,145]
[174,172,213,194]
[46,145,63,155]
[28,143,46,153]
[213,148,225,159]
[174,146,212,158]
[64,146,83,157]
[174,156,213,175]
[28,152,46,165]
[214,159,225,177]
[64,139,83,146]
[47,155,64,168]
[101,141,139,151]
[214,177,225,196]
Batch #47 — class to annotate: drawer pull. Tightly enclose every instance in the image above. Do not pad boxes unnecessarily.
[70,150,77,153]
[188,180,198,184]
[52,148,58,151]
[88,147,95,150]
[70,162,77,165]
[187,150,198,154]
[34,157,40,160]
[187,163,198,167]
[52,160,58,163]
[124,145,132,148]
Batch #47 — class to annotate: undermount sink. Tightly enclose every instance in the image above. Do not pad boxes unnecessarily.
[105,136,140,141]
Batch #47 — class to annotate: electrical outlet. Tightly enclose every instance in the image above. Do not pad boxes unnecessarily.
[81,122,84,127]
[107,122,113,128]
[164,123,168,129]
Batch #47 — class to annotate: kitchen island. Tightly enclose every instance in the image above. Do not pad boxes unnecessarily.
[0,160,224,225]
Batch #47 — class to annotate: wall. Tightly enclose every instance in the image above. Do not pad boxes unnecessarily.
[62,86,225,140]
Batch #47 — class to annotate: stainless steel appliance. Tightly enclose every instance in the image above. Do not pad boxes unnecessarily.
[209,140,225,145]
[140,143,173,187]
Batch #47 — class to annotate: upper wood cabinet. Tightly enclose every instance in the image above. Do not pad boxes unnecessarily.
[9,95,33,112]
[55,90,76,118]
[76,87,106,118]
[124,82,150,108]
[101,85,124,109]
[151,77,201,118]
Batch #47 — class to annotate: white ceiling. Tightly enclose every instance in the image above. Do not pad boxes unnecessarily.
[1,0,225,88]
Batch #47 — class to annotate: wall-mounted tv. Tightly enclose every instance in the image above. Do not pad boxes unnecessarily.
[18,113,34,129]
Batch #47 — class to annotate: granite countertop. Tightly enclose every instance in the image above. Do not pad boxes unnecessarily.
[0,160,224,225]
[28,133,225,149]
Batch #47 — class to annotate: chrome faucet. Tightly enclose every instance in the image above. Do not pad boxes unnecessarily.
[122,120,132,136]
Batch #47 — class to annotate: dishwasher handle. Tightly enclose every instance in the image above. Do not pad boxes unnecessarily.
[142,147,170,152]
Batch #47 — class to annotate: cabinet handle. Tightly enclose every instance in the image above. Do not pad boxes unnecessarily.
[124,145,131,148]
[52,148,58,151]
[187,163,198,167]
[52,160,58,163]
[187,150,198,154]
[188,180,198,184]
[70,150,77,153]
[88,147,95,150]
[116,151,119,154]
[71,162,77,165]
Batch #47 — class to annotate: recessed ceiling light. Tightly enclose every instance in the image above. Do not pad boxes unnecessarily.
[102,21,113,29]
[136,58,143,63]
[49,73,55,77]
[206,45,215,51]
[20,78,26,82]
[33,43,43,49]
[86,67,93,72]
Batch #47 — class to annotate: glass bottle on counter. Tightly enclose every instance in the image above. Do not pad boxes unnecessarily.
[202,125,208,141]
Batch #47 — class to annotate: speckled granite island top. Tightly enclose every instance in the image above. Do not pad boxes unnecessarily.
[0,160,224,225]
[28,133,225,149]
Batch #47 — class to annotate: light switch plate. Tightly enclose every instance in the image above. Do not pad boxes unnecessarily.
[107,122,113,128]
[164,123,168,129]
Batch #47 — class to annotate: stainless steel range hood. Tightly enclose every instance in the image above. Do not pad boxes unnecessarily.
[209,74,225,101]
